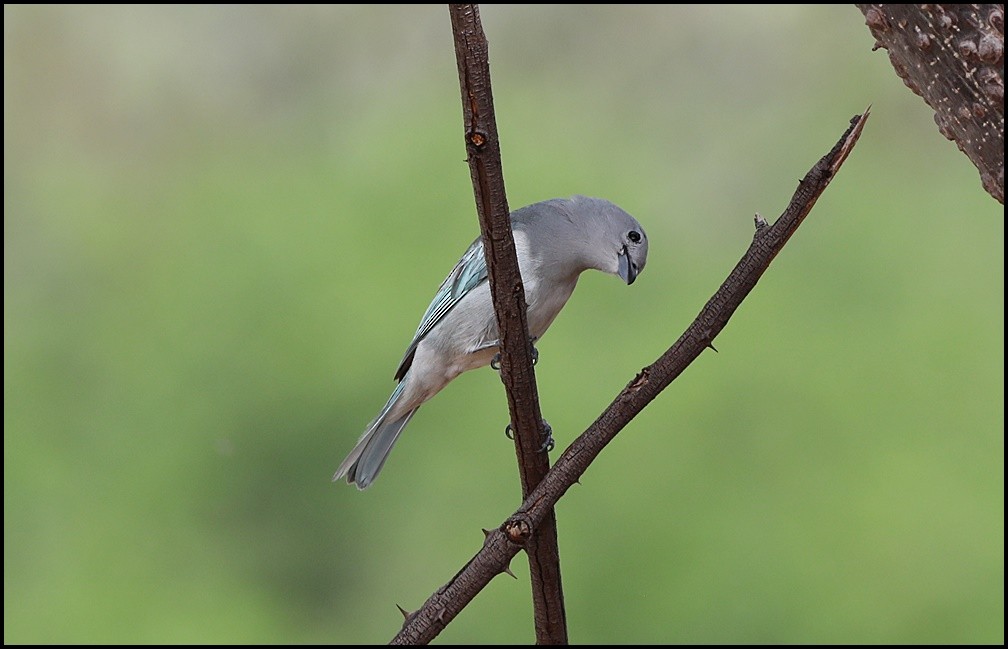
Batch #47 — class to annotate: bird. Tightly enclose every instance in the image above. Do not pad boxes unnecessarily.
[334,195,649,489]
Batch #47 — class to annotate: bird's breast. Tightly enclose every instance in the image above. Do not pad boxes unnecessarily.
[525,278,578,339]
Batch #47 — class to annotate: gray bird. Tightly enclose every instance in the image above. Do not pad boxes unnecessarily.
[334,195,648,489]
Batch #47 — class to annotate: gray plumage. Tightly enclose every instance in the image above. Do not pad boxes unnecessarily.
[334,195,649,489]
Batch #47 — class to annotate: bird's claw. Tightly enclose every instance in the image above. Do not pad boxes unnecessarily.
[505,420,553,453]
[539,420,554,453]
[491,343,538,372]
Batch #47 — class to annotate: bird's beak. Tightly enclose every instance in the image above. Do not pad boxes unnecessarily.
[617,245,638,285]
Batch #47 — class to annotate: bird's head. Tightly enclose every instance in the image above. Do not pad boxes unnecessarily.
[564,195,648,285]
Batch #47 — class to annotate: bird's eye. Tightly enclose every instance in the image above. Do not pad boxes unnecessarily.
[627,230,641,243]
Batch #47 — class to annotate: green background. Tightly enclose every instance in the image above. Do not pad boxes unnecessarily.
[4,5,1003,644]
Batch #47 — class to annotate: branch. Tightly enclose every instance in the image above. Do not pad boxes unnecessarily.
[856,4,1004,204]
[390,109,871,645]
[446,4,567,644]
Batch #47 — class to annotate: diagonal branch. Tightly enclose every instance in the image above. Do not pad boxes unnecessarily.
[390,108,871,645]
[447,4,567,644]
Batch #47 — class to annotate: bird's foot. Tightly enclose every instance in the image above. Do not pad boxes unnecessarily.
[504,420,554,453]
[490,342,538,372]
[539,419,554,453]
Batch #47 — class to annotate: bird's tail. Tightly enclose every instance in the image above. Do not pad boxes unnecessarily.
[333,382,418,490]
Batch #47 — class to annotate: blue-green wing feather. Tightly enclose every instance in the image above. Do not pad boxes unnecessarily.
[393,237,488,381]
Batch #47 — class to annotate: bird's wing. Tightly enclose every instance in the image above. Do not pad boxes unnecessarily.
[393,236,488,381]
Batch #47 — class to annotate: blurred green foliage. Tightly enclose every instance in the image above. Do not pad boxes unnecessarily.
[4,4,1003,644]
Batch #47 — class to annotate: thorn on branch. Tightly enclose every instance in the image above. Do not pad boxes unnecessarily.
[754,212,769,231]
[397,603,415,622]
[479,526,498,549]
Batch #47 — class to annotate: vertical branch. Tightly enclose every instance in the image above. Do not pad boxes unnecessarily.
[448,4,568,644]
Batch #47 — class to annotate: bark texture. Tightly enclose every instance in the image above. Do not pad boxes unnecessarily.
[857,4,1005,204]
